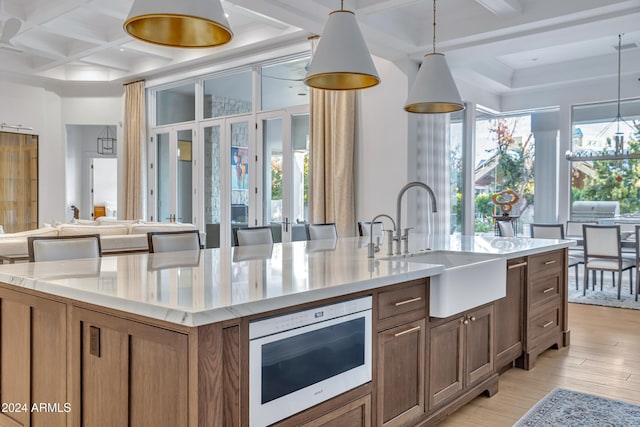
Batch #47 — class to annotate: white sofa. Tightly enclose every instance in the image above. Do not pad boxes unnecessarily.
[0,220,202,261]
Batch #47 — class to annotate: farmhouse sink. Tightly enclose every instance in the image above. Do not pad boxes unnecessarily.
[397,251,506,318]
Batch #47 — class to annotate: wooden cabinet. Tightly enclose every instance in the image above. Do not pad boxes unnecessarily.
[518,249,568,370]
[301,395,372,427]
[429,305,494,408]
[71,307,189,427]
[0,131,38,233]
[375,280,427,427]
[0,287,67,427]
[494,257,526,371]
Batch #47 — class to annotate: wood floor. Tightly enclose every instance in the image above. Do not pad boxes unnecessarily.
[437,303,640,426]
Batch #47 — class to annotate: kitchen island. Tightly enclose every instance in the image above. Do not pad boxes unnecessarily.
[0,235,571,427]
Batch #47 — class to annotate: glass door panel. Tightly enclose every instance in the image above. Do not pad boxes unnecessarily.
[177,129,193,223]
[291,114,309,228]
[156,132,171,222]
[231,120,250,221]
[263,117,284,226]
[203,123,223,248]
[153,127,195,224]
[258,111,309,242]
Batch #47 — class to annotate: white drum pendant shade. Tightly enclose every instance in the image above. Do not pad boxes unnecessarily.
[404,53,464,113]
[305,10,380,90]
[124,0,233,48]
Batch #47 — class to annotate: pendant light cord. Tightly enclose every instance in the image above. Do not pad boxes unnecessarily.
[616,34,622,133]
[341,0,344,11]
[433,0,437,54]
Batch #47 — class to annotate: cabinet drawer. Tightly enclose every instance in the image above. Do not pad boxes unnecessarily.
[378,282,426,321]
[528,250,564,277]
[528,304,561,344]
[529,274,561,308]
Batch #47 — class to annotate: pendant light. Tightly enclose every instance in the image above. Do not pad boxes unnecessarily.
[124,0,232,48]
[304,0,379,90]
[404,0,464,113]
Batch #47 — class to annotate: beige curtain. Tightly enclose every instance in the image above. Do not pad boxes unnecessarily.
[123,80,146,220]
[309,89,357,236]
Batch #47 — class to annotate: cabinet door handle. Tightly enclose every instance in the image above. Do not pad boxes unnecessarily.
[544,260,557,265]
[462,319,469,325]
[543,287,555,294]
[394,296,422,307]
[469,316,476,322]
[394,326,421,337]
[508,261,528,270]
[542,320,554,328]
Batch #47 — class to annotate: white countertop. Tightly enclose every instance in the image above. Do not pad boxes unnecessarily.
[0,235,570,327]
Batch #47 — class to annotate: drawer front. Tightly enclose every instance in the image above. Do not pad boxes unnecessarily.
[528,305,561,344]
[529,274,561,309]
[378,282,427,321]
[528,250,564,277]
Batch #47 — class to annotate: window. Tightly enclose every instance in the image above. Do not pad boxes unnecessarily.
[474,109,535,234]
[203,71,253,119]
[156,83,196,125]
[570,99,640,217]
[261,56,310,111]
[450,109,463,235]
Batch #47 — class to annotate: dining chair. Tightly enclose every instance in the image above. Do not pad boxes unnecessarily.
[147,230,202,253]
[633,225,640,301]
[28,234,102,262]
[357,221,384,238]
[582,224,635,299]
[497,221,515,237]
[306,223,338,241]
[232,226,274,246]
[530,223,582,290]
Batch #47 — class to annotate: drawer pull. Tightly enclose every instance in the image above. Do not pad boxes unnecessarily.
[394,296,422,307]
[542,320,554,328]
[543,287,555,294]
[544,260,557,265]
[394,326,421,337]
[508,261,528,270]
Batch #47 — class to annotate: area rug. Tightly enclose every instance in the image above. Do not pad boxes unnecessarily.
[567,269,640,310]
[514,388,640,426]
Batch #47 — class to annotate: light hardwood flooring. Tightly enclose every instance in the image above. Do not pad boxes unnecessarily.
[437,303,640,426]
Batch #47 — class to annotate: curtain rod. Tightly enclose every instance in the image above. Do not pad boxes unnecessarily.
[0,123,34,132]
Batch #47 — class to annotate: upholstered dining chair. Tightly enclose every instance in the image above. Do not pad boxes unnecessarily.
[582,224,635,299]
[306,223,338,241]
[530,223,582,289]
[232,226,274,246]
[28,234,102,262]
[497,221,515,237]
[633,225,640,301]
[147,230,202,253]
[357,221,384,239]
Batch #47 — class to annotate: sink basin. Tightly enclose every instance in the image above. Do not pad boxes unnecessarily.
[403,251,506,318]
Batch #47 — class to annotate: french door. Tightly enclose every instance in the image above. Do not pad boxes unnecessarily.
[150,125,195,224]
[257,108,309,242]
[199,116,254,248]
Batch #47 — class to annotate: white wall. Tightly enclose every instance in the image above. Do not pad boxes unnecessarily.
[0,79,123,227]
[356,56,410,225]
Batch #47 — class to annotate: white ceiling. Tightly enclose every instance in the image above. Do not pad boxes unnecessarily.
[1,0,639,99]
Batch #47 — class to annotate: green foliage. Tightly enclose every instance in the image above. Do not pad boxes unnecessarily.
[271,158,282,200]
[579,132,640,213]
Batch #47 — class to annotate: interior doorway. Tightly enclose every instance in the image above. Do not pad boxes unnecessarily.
[91,157,118,219]
[66,124,117,221]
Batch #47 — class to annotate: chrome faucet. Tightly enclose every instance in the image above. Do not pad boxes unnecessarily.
[367,214,396,258]
[395,181,438,255]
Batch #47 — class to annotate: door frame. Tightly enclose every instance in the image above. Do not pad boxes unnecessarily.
[147,124,197,224]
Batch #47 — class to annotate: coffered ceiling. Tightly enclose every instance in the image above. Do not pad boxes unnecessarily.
[1,0,639,98]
